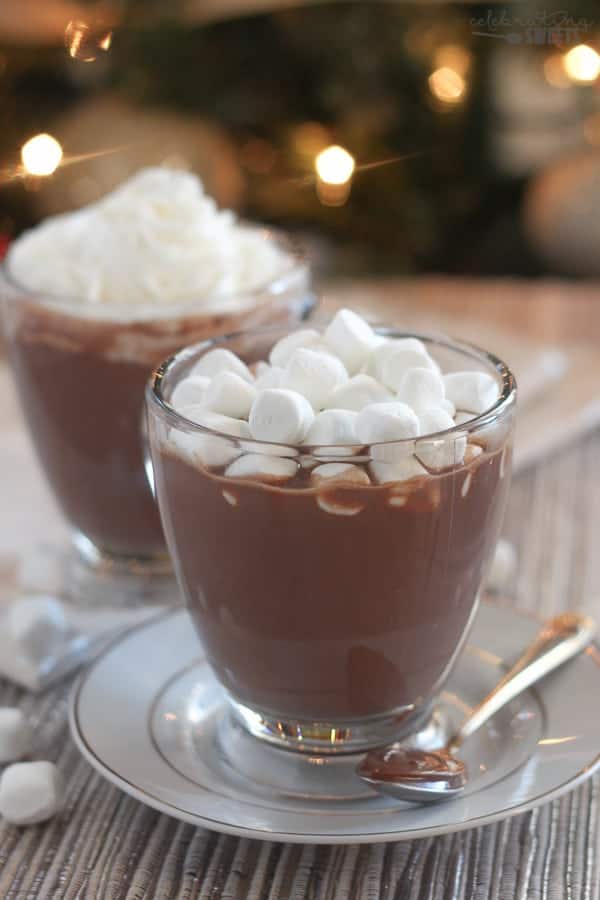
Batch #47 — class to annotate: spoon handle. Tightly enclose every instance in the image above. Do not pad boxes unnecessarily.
[451,612,596,750]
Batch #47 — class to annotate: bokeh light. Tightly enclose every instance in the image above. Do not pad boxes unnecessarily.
[65,19,113,63]
[21,134,63,176]
[428,67,466,105]
[563,44,600,84]
[315,145,355,186]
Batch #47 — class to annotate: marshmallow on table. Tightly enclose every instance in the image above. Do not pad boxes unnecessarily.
[282,348,348,411]
[8,596,67,662]
[443,371,499,415]
[356,402,420,445]
[170,375,211,411]
[396,367,445,414]
[0,709,32,763]
[191,348,253,383]
[0,761,63,825]
[269,329,320,368]
[325,374,391,412]
[304,409,359,449]
[370,456,427,485]
[416,407,466,469]
[225,453,298,483]
[249,388,314,443]
[254,364,285,390]
[311,462,370,486]
[373,338,438,390]
[204,371,257,419]
[324,308,377,374]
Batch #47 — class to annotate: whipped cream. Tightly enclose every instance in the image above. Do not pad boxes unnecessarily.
[8,168,291,312]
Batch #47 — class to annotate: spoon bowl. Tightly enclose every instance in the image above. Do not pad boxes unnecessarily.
[358,748,467,802]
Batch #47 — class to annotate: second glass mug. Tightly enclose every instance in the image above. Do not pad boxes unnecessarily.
[147,325,516,754]
[0,233,314,596]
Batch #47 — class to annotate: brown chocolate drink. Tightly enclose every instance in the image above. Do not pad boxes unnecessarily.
[1,168,313,565]
[4,296,310,559]
[153,443,511,721]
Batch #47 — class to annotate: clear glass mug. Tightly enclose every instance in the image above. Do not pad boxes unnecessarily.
[146,325,516,753]
[0,234,315,597]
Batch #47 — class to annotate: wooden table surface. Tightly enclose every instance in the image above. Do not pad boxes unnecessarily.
[0,277,599,899]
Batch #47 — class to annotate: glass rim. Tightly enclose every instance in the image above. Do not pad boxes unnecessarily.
[1,225,309,316]
[147,324,517,451]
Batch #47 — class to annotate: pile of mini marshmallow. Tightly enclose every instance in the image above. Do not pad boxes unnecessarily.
[0,597,68,825]
[0,708,62,825]
[168,308,499,485]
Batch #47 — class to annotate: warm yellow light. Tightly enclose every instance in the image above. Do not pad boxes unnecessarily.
[21,134,63,177]
[315,145,355,186]
[428,67,466,104]
[563,44,600,84]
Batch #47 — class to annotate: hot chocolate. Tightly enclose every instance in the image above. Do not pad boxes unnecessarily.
[147,314,516,751]
[2,169,313,563]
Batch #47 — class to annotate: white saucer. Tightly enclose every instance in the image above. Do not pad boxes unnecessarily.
[69,602,600,844]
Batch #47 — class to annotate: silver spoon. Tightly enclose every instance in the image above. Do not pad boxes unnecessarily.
[358,612,596,803]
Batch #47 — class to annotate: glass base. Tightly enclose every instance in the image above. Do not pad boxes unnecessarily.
[67,532,181,608]
[213,705,451,800]
[229,696,439,755]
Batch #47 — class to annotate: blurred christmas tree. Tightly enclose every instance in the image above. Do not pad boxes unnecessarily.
[1,1,599,276]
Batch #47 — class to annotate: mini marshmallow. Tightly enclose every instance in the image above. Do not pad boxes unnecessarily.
[443,371,499,415]
[255,365,285,390]
[487,539,517,593]
[204,372,257,419]
[454,410,475,425]
[362,335,389,376]
[418,407,456,436]
[323,308,377,374]
[282,348,348,411]
[8,596,67,662]
[441,397,456,417]
[170,430,242,468]
[0,761,63,825]
[370,456,426,484]
[304,409,359,447]
[249,389,314,443]
[178,407,251,438]
[269,329,320,368]
[325,374,391,412]
[416,408,466,469]
[311,463,370,485]
[396,367,445,414]
[191,348,253,383]
[225,453,298,483]
[356,402,420,444]
[0,709,32,763]
[170,375,211,411]
[375,339,438,390]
